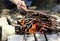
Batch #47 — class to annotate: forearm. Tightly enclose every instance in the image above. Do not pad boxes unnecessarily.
[10,0,21,5]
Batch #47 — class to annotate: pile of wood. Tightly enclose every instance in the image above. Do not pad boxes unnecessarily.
[16,11,58,34]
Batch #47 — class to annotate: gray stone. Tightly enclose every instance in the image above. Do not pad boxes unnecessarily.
[52,5,60,12]
[7,35,24,41]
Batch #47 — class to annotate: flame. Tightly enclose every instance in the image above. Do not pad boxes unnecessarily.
[29,23,37,34]
[20,19,25,25]
[29,20,41,34]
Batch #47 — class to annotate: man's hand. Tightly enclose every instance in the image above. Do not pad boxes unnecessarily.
[17,1,27,11]
[10,0,27,11]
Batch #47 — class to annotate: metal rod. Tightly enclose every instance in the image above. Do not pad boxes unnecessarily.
[44,33,48,41]
[34,34,38,41]
[23,34,26,41]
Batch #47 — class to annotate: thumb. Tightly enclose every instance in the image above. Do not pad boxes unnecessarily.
[21,5,27,11]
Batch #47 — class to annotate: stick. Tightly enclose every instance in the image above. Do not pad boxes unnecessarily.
[25,10,57,20]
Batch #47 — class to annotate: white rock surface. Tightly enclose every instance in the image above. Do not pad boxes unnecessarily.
[51,15,60,19]
[35,33,45,41]
[0,17,8,26]
[2,25,15,41]
[17,15,23,18]
[25,34,35,41]
[51,15,60,22]
[7,35,24,41]
[46,34,58,41]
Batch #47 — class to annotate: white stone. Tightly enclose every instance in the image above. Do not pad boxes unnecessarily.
[57,27,60,29]
[17,15,23,18]
[51,15,60,19]
[46,34,58,41]
[2,25,15,41]
[35,33,45,41]
[7,35,24,41]
[0,17,8,26]
[56,19,60,22]
[51,15,60,22]
[25,34,35,41]
[7,16,14,22]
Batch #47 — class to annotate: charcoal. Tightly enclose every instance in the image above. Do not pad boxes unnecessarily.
[15,26,20,34]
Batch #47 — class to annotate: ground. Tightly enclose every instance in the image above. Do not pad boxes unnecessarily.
[0,0,60,16]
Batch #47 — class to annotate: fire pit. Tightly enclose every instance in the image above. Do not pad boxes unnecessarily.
[1,10,60,41]
[12,11,60,41]
[13,11,58,34]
